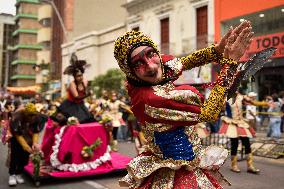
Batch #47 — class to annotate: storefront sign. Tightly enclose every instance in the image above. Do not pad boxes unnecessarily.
[240,31,284,61]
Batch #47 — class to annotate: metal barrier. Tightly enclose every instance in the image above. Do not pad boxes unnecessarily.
[201,133,246,160]
[201,133,230,149]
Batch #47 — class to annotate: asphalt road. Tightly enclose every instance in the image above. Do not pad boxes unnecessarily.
[0,140,283,189]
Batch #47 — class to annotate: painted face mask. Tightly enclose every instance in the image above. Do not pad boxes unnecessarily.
[114,31,185,86]
[114,31,162,84]
[130,47,159,71]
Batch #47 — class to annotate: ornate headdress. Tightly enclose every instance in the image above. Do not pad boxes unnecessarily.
[24,102,37,114]
[63,53,87,76]
[114,30,160,82]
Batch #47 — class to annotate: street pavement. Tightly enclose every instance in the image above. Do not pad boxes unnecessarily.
[0,139,283,189]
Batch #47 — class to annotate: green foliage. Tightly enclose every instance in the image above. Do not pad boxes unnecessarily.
[81,138,102,159]
[91,68,126,97]
[31,151,43,177]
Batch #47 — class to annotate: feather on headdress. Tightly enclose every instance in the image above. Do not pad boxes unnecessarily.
[227,47,277,100]
[114,30,160,82]
[63,53,88,75]
[24,102,38,114]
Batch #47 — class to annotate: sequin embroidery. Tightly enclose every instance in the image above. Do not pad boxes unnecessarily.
[145,104,199,122]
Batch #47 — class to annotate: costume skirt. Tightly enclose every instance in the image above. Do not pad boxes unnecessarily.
[119,152,229,189]
[59,100,95,124]
[219,116,255,138]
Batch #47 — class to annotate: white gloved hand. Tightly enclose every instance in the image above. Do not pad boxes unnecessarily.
[199,146,228,170]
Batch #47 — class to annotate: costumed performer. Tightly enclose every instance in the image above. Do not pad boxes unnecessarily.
[108,91,132,151]
[59,53,96,124]
[219,90,259,174]
[113,20,253,188]
[8,103,47,186]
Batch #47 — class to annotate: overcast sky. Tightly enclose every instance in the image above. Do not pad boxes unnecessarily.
[0,0,16,15]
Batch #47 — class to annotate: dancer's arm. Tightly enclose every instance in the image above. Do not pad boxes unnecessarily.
[180,45,223,70]
[15,135,32,153]
[32,133,39,144]
[32,133,41,152]
[198,59,237,122]
[251,101,269,107]
[69,80,90,100]
[181,20,252,70]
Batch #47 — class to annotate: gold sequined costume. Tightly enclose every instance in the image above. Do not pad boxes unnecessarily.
[114,31,237,189]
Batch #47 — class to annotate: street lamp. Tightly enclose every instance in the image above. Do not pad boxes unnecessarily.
[39,0,68,41]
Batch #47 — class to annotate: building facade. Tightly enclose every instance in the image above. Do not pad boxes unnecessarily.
[36,3,52,92]
[61,0,127,96]
[11,0,41,87]
[215,0,284,99]
[50,0,73,80]
[62,23,126,80]
[0,13,15,88]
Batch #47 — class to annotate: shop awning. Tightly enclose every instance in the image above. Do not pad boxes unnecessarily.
[7,85,40,94]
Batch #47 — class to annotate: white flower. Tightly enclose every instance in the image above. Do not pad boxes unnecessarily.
[67,116,79,125]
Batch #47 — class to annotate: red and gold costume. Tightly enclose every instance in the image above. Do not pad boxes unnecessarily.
[59,53,95,124]
[114,31,237,189]
[219,94,259,174]
[219,94,255,138]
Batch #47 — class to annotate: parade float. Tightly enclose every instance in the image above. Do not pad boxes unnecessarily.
[24,118,132,186]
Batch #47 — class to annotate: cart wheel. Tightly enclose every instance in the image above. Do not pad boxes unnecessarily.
[35,181,41,187]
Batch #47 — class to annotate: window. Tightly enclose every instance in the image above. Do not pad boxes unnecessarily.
[221,5,284,36]
[41,19,51,27]
[132,27,139,31]
[160,17,169,54]
[196,6,208,49]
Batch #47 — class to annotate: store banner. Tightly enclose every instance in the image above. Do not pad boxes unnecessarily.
[240,31,284,62]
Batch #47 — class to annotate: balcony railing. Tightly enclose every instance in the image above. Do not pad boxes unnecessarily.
[15,13,38,21]
[10,44,43,51]
[10,74,36,80]
[12,29,37,36]
[16,0,40,4]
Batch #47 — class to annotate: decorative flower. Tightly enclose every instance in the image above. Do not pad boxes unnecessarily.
[31,150,44,177]
[67,116,79,126]
[81,138,102,159]
[99,115,112,126]
[50,126,112,172]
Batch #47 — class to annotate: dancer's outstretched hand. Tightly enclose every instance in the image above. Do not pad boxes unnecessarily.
[224,25,254,61]
[32,143,41,152]
[215,20,253,56]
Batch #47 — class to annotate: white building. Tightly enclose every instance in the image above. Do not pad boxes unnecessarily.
[61,24,126,95]
[61,0,127,96]
[0,13,15,87]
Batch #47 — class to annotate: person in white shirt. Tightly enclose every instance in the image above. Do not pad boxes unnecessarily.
[246,92,258,131]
